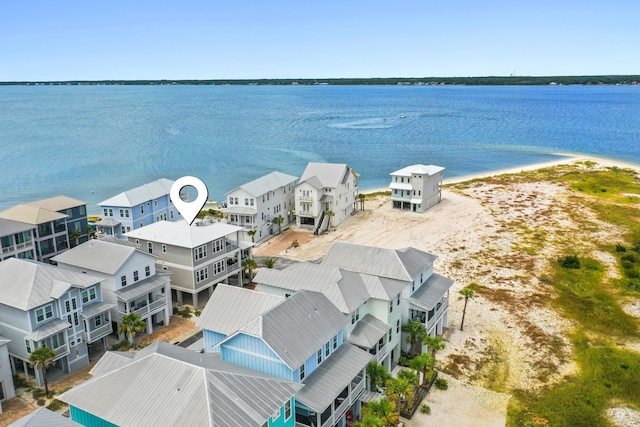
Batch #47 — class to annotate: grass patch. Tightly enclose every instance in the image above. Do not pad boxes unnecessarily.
[560,169,640,200]
[362,190,392,198]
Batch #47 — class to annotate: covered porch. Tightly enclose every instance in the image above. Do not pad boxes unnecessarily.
[115,275,169,337]
[407,273,454,344]
[347,314,393,372]
[94,218,122,238]
[24,318,72,386]
[81,301,114,348]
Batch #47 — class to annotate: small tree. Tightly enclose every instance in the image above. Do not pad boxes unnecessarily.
[409,352,435,385]
[397,369,419,387]
[423,335,446,361]
[29,346,56,396]
[118,312,146,348]
[324,210,335,229]
[402,319,427,356]
[386,377,413,412]
[272,215,284,235]
[262,258,277,268]
[360,398,399,427]
[366,361,390,391]
[247,229,256,243]
[358,193,365,211]
[69,229,82,247]
[242,258,258,283]
[459,287,475,331]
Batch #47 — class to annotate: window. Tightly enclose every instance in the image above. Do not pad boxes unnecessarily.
[397,294,400,306]
[74,312,79,326]
[170,211,174,219]
[82,288,96,303]
[134,270,139,281]
[36,304,54,323]
[412,281,415,292]
[140,205,144,214]
[95,315,102,327]
[162,244,167,253]
[0,381,5,401]
[234,197,238,205]
[213,260,224,274]
[25,339,32,354]
[351,307,359,324]
[332,335,337,350]
[196,267,208,283]
[65,300,71,313]
[194,245,207,260]
[389,299,393,313]
[213,239,223,253]
[67,315,72,328]
[245,198,249,206]
[299,363,305,380]
[70,340,75,347]
[121,275,127,287]
[284,400,292,420]
[71,298,77,310]
[325,342,330,357]
[154,200,158,207]
[119,209,130,218]
[147,242,153,254]
[145,266,151,277]
[108,208,113,217]
[250,199,254,206]
[397,319,400,334]
[317,349,322,364]
[103,208,108,217]
[388,329,392,342]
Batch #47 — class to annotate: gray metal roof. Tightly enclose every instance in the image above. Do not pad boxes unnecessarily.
[24,196,87,212]
[227,171,298,197]
[98,178,174,207]
[408,273,455,311]
[220,206,258,215]
[25,318,71,341]
[296,343,373,412]
[98,235,138,247]
[52,239,148,275]
[0,335,11,346]
[114,275,170,301]
[95,218,121,226]
[255,263,369,314]
[124,221,242,248]
[59,341,301,427]
[80,301,115,318]
[223,290,348,369]
[299,163,353,189]
[7,407,82,427]
[390,164,445,177]
[359,274,407,301]
[321,241,438,282]
[347,314,391,349]
[0,259,103,311]
[0,218,34,237]
[196,285,284,335]
[89,351,134,377]
[0,205,68,225]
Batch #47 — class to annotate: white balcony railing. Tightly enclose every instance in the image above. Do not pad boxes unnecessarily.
[52,344,69,360]
[149,297,166,312]
[85,323,112,343]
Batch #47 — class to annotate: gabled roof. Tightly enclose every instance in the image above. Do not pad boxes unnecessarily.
[196,285,284,335]
[52,239,151,275]
[7,407,82,427]
[98,235,137,247]
[390,164,445,177]
[227,171,298,197]
[0,336,11,346]
[58,341,302,427]
[24,196,87,212]
[98,178,174,207]
[359,274,408,301]
[408,273,455,311]
[221,290,348,370]
[347,314,391,349]
[0,259,103,311]
[298,163,354,189]
[124,221,242,248]
[255,263,369,314]
[0,218,35,237]
[0,205,67,225]
[321,241,438,282]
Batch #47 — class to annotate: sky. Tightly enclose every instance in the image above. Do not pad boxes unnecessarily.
[1,0,639,81]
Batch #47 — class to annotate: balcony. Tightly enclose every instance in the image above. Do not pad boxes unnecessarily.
[2,246,11,254]
[121,295,167,318]
[85,323,112,343]
[52,344,69,360]
[225,241,239,253]
[299,196,314,202]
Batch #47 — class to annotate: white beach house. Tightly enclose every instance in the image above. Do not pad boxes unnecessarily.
[389,164,444,212]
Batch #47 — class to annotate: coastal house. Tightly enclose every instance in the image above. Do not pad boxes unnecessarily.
[58,340,302,427]
[254,260,406,371]
[0,259,113,386]
[0,218,37,262]
[97,178,180,238]
[321,241,454,353]
[389,164,444,212]
[124,220,250,308]
[52,238,172,340]
[0,336,16,414]
[197,287,373,427]
[295,163,359,234]
[222,171,298,243]
[0,196,88,263]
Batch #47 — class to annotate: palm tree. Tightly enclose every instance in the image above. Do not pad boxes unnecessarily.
[272,215,284,234]
[459,286,475,331]
[358,193,365,211]
[86,225,95,239]
[397,369,419,387]
[242,258,258,283]
[29,346,56,396]
[324,210,335,229]
[118,312,147,348]
[386,377,413,412]
[360,398,399,427]
[69,228,82,247]
[409,352,435,385]
[423,335,446,360]
[402,320,427,356]
[247,229,256,243]
[262,258,277,268]
[366,361,390,392]
[355,416,384,427]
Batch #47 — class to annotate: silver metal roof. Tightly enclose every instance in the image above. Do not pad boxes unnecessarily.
[98,178,174,207]
[7,407,82,427]
[359,274,407,301]
[89,351,134,378]
[298,163,353,189]
[255,263,369,313]
[98,235,138,247]
[114,274,170,301]
[322,241,438,282]
[80,301,115,318]
[347,314,391,349]
[24,196,87,212]
[0,218,35,237]
[124,221,242,249]
[408,273,454,311]
[59,341,301,427]
[223,290,348,369]
[296,343,373,412]
[220,206,258,215]
[25,318,71,341]
[390,164,445,177]
[52,239,148,275]
[0,259,103,311]
[196,284,284,335]
[227,171,298,197]
[95,218,121,226]
[0,336,10,346]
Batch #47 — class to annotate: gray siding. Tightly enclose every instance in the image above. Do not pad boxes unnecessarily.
[0,304,30,330]
[0,323,29,360]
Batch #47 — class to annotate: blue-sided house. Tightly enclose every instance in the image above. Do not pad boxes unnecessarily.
[197,286,373,427]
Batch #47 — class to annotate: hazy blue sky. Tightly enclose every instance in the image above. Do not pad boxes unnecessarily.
[2,0,638,81]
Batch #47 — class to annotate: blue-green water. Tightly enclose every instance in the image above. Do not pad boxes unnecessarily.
[0,85,638,213]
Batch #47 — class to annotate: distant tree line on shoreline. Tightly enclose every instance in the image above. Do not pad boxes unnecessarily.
[1,75,638,86]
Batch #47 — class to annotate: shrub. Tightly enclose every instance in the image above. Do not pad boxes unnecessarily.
[179,306,192,318]
[47,399,63,411]
[194,310,202,317]
[558,255,581,269]
[172,305,179,314]
[420,404,431,414]
[13,374,31,389]
[435,378,448,390]
[398,356,410,367]
[32,388,46,399]
[111,340,132,351]
[621,254,636,263]
[634,242,640,252]
[616,244,627,252]
[291,240,299,248]
[37,398,46,406]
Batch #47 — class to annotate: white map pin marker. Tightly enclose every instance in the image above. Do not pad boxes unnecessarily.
[170,176,209,226]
